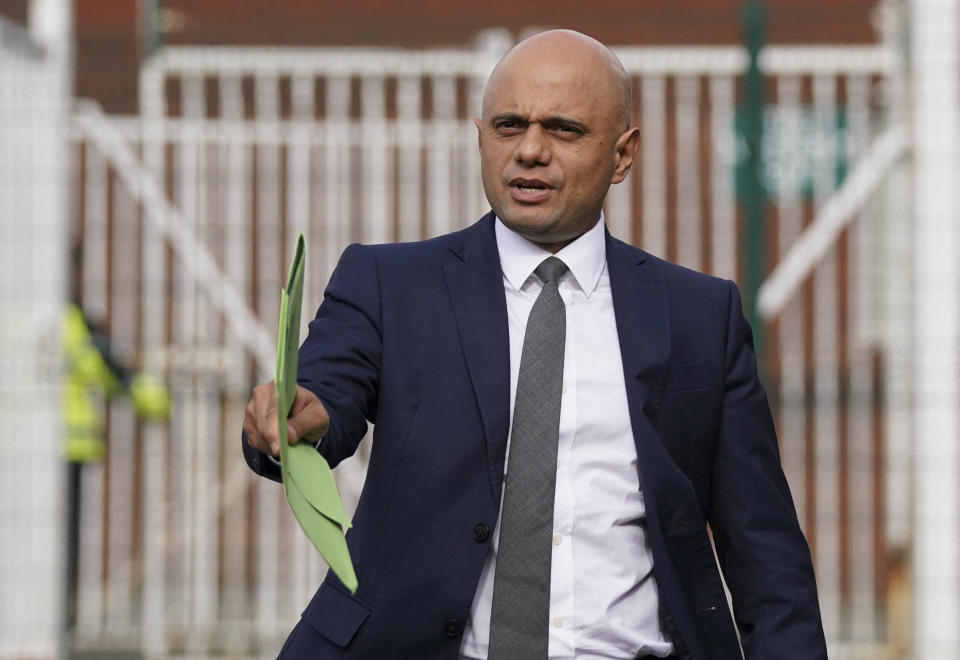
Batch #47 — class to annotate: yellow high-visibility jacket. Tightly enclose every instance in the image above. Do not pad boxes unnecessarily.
[61,304,170,462]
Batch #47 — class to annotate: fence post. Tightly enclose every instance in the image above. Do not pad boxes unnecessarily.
[911,0,960,656]
[738,0,767,365]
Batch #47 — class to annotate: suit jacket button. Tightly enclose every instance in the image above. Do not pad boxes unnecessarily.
[473,523,490,543]
[444,618,464,638]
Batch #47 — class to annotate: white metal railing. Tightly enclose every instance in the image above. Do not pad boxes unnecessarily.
[66,38,898,658]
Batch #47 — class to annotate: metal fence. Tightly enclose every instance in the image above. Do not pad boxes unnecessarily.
[64,35,901,658]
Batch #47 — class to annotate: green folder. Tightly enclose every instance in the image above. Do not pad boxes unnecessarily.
[275,233,358,594]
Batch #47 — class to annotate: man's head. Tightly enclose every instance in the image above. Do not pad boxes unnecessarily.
[475,29,640,252]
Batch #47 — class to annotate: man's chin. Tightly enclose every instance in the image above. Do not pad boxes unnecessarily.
[499,216,553,240]
[498,215,576,252]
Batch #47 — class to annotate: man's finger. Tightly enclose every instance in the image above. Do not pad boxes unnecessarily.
[286,388,330,445]
[286,415,321,446]
[256,406,280,456]
[243,403,271,456]
[287,420,302,445]
[251,384,281,456]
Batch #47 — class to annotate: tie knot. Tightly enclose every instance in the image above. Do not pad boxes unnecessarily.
[535,256,568,284]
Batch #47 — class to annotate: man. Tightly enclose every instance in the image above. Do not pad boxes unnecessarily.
[243,29,827,659]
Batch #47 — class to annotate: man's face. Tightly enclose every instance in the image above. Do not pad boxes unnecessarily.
[475,41,638,252]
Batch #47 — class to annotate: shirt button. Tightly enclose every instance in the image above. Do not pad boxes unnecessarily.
[552,534,563,545]
[553,617,564,628]
[473,523,491,543]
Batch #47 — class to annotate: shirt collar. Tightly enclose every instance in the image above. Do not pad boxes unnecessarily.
[494,212,607,298]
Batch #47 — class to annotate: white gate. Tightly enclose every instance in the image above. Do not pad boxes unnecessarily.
[69,32,900,658]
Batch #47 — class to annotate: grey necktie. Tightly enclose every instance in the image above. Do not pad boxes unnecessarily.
[488,256,569,659]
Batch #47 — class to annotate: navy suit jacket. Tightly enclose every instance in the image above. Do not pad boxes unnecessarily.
[243,213,827,659]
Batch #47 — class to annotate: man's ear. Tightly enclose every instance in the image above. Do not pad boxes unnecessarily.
[474,117,483,152]
[611,127,641,184]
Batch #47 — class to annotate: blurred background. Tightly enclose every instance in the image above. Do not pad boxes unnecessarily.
[1,0,956,657]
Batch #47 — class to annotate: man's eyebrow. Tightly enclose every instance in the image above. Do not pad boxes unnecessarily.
[491,112,526,124]
[542,116,588,132]
[490,113,589,132]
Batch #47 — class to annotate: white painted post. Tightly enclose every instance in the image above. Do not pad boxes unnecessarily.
[911,0,960,657]
[879,0,916,559]
[0,2,70,657]
[138,62,170,658]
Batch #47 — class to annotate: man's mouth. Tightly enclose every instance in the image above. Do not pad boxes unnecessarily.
[509,178,554,203]
[510,178,551,190]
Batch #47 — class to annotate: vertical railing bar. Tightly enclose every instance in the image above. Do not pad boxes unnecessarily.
[775,74,808,531]
[217,70,253,653]
[811,72,841,645]
[253,69,284,651]
[845,72,877,643]
[75,143,108,639]
[169,72,202,638]
[709,75,737,281]
[188,70,219,652]
[361,75,390,244]
[605,78,634,243]
[104,161,137,635]
[641,75,667,258]
[396,75,423,242]
[675,74,701,269]
[288,71,317,611]
[427,75,455,238]
[465,74,486,222]
[325,75,350,280]
[138,62,170,657]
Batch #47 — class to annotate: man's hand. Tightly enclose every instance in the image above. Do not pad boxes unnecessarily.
[243,382,330,458]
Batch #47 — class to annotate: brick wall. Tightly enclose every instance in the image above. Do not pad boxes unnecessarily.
[64,0,877,113]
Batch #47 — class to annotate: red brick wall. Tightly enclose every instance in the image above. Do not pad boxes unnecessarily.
[75,0,140,113]
[69,0,878,113]
[0,0,27,25]
[163,0,878,47]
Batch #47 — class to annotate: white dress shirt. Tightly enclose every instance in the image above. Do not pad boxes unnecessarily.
[459,215,674,659]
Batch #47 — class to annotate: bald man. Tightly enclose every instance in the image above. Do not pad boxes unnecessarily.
[243,30,827,660]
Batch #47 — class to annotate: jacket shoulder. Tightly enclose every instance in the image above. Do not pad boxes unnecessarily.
[609,236,733,296]
[358,213,495,265]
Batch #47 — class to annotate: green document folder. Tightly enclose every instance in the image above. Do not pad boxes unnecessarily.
[275,233,358,594]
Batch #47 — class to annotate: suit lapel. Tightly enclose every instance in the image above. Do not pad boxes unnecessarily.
[442,214,511,504]
[606,233,671,429]
[606,233,690,533]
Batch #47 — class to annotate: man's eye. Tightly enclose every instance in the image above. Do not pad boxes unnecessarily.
[554,124,579,135]
[495,121,520,131]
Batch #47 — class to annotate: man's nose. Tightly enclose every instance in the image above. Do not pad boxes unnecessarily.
[514,124,550,166]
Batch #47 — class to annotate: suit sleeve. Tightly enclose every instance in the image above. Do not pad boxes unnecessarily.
[708,280,828,659]
[241,243,382,479]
